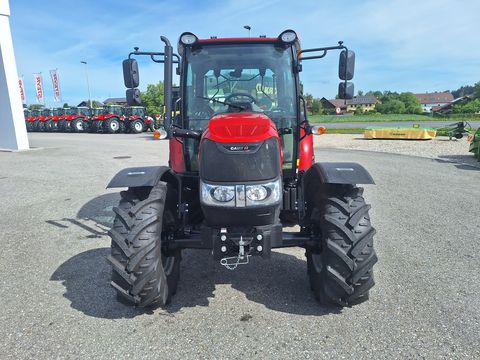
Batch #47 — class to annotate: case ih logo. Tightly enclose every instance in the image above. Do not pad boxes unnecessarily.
[225,145,257,152]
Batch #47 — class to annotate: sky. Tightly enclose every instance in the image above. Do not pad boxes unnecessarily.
[8,0,480,107]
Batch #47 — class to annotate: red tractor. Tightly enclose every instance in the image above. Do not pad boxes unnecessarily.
[24,109,32,131]
[44,108,65,132]
[106,31,377,308]
[36,108,53,132]
[65,106,90,132]
[26,109,41,132]
[90,105,124,133]
[123,106,154,133]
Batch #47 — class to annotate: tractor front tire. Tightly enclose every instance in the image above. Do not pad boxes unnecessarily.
[108,183,181,307]
[72,118,86,133]
[44,119,54,132]
[105,117,120,134]
[130,119,144,133]
[306,184,377,307]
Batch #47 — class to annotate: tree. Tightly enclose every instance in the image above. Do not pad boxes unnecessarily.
[141,82,165,116]
[376,99,405,114]
[28,104,44,110]
[474,81,480,99]
[452,98,480,113]
[357,90,364,96]
[63,103,70,108]
[311,99,323,115]
[398,92,422,114]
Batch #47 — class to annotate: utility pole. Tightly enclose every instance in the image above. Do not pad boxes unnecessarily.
[243,25,251,38]
[80,61,92,108]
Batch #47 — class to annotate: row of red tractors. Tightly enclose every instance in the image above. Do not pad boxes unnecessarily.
[24,105,155,134]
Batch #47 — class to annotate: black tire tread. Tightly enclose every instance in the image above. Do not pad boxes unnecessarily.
[307,184,377,307]
[108,183,180,308]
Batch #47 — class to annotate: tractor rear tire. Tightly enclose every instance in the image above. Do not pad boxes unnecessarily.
[130,119,144,134]
[44,119,54,132]
[306,184,377,307]
[105,117,120,134]
[25,121,32,132]
[58,120,67,132]
[32,120,40,132]
[108,183,181,307]
[90,120,103,133]
[52,121,60,132]
[72,118,86,133]
[119,120,127,134]
[38,121,46,132]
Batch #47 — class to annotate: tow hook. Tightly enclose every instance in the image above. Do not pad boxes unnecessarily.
[220,236,251,270]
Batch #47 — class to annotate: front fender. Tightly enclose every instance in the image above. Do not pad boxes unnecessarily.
[106,166,171,188]
[305,162,375,185]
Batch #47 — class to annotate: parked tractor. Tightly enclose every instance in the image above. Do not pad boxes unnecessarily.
[45,108,65,132]
[123,106,153,133]
[35,108,53,132]
[26,109,42,132]
[91,105,124,133]
[24,109,32,131]
[106,31,377,308]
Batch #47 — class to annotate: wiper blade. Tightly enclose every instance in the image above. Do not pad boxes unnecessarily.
[196,96,245,110]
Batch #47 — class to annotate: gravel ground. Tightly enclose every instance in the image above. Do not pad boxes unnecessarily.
[0,133,479,359]
[315,134,480,168]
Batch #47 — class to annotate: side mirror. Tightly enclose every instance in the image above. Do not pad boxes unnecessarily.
[339,50,355,80]
[123,59,139,88]
[338,82,354,100]
[126,88,142,106]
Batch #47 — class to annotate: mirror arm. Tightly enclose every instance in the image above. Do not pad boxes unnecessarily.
[299,41,346,61]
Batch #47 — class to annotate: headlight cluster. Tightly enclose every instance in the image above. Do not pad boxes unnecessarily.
[201,179,281,207]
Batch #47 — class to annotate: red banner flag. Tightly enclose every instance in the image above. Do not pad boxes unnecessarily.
[49,69,61,101]
[18,77,26,103]
[33,73,44,103]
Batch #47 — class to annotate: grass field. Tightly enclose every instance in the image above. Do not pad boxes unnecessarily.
[325,127,478,136]
[308,114,475,123]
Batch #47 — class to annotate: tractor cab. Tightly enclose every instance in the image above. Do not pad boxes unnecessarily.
[124,106,145,117]
[91,107,104,117]
[108,30,377,309]
[77,106,91,117]
[104,104,124,117]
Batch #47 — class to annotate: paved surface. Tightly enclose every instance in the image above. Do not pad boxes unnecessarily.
[318,120,480,129]
[1,133,479,359]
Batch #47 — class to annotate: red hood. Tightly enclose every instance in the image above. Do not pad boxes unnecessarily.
[202,113,279,143]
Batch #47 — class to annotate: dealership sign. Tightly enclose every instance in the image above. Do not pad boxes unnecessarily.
[50,69,61,101]
[18,77,26,103]
[33,73,44,103]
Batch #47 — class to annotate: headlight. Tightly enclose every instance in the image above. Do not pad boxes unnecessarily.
[213,186,235,202]
[246,180,281,207]
[246,185,268,201]
[180,32,198,45]
[200,179,281,207]
[279,30,297,43]
[201,182,235,207]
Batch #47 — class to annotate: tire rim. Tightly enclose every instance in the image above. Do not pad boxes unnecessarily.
[110,120,119,131]
[134,122,143,132]
[76,121,83,130]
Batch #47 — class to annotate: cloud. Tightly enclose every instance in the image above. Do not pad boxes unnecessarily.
[9,0,479,106]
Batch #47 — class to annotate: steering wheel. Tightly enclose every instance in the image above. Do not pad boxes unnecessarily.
[225,93,257,104]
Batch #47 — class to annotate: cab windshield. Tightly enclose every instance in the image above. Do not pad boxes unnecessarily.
[126,107,144,116]
[183,43,297,170]
[78,108,90,116]
[105,106,123,116]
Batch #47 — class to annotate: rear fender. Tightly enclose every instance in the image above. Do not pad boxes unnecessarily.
[305,162,374,185]
[106,166,174,189]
